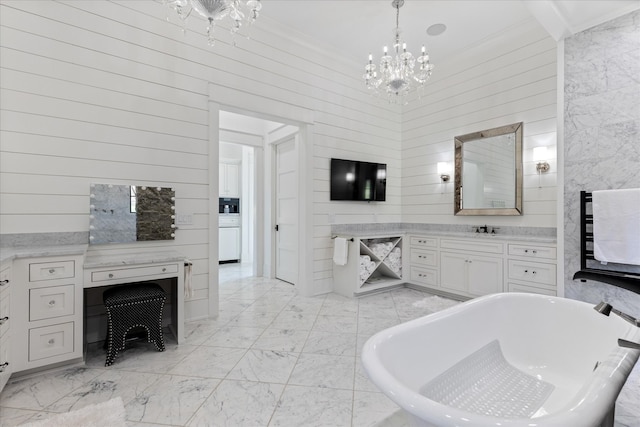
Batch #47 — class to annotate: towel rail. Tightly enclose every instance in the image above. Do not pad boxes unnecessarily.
[573,190,640,294]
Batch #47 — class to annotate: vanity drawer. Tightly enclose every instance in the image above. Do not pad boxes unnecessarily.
[440,239,503,254]
[90,263,179,283]
[29,261,75,282]
[29,322,74,361]
[410,266,438,286]
[410,249,437,267]
[508,260,556,286]
[29,285,75,321]
[508,244,556,260]
[0,290,10,339]
[410,236,437,248]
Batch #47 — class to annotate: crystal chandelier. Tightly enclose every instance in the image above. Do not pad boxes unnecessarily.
[163,0,262,46]
[364,0,434,104]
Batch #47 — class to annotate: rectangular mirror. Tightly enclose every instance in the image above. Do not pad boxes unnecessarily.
[454,122,523,215]
[89,184,176,244]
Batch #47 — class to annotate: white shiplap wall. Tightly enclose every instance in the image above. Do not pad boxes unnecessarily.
[402,19,558,227]
[0,1,402,315]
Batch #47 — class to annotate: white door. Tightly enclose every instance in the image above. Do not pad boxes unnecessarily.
[275,138,298,285]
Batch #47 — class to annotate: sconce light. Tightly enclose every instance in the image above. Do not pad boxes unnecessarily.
[437,162,451,182]
[533,147,550,173]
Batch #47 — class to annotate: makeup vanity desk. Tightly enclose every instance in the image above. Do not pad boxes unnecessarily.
[83,250,185,344]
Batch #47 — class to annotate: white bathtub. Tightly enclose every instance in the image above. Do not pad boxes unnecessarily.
[362,293,640,427]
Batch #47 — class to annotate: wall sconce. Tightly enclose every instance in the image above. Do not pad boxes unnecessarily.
[437,162,451,182]
[533,147,550,173]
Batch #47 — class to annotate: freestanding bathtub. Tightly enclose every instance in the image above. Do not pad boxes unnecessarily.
[362,293,640,427]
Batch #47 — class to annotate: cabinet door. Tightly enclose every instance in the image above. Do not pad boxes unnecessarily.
[219,228,240,261]
[467,255,503,296]
[225,163,240,197]
[219,164,227,196]
[440,252,467,293]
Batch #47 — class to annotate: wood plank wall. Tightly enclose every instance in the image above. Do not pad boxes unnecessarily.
[402,20,558,227]
[0,0,401,314]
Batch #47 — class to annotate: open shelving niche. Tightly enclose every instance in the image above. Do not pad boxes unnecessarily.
[358,236,403,293]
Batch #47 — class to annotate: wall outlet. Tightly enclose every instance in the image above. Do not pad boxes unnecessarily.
[176,213,194,225]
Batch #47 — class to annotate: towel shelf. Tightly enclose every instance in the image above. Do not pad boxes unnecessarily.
[572,191,640,294]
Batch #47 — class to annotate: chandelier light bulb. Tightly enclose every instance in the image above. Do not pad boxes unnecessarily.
[363,0,434,104]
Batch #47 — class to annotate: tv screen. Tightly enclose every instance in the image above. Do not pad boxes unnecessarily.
[330,158,387,201]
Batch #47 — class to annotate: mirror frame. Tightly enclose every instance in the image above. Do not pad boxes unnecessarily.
[454,122,523,216]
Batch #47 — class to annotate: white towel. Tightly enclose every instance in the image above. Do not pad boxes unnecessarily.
[592,188,640,265]
[184,259,194,298]
[333,237,349,266]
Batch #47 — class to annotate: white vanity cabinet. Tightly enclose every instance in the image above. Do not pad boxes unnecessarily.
[407,234,557,299]
[440,239,504,297]
[408,236,438,288]
[0,261,13,392]
[507,243,557,295]
[12,254,84,373]
[333,235,404,297]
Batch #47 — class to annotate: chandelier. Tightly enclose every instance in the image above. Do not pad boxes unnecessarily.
[163,0,262,46]
[364,0,434,104]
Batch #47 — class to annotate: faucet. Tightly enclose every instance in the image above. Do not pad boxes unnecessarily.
[594,302,640,350]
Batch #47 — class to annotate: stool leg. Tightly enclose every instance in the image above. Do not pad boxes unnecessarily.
[148,299,166,352]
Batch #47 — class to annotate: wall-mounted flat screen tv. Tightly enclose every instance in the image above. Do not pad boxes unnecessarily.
[330,158,387,201]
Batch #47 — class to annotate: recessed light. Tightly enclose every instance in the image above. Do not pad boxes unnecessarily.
[427,23,447,36]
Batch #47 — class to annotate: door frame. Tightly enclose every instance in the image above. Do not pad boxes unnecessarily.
[208,83,315,319]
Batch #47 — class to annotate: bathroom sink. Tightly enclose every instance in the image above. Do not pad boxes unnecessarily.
[362,293,640,427]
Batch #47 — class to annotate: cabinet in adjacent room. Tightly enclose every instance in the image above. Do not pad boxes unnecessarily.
[219,160,240,197]
[219,226,241,262]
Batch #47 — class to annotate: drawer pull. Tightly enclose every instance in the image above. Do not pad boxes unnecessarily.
[0,362,8,372]
[48,338,55,345]
[49,269,56,274]
[162,268,167,272]
[108,273,114,279]
[0,316,8,325]
[0,279,8,286]
[49,300,56,307]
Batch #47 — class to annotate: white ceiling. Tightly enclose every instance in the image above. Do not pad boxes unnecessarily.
[260,0,640,66]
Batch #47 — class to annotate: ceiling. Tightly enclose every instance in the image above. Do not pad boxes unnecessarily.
[260,0,640,66]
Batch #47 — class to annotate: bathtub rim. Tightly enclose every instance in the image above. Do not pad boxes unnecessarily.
[361,292,640,427]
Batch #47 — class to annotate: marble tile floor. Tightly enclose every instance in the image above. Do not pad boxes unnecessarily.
[1,272,638,426]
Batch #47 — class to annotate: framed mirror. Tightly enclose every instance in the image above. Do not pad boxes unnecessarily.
[454,122,523,216]
[89,183,176,244]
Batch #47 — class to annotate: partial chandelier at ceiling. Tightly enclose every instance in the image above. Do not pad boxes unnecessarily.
[364,0,434,105]
[163,0,262,46]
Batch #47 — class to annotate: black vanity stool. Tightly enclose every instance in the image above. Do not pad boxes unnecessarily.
[103,282,167,366]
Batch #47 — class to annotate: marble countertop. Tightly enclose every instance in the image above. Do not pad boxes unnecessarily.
[336,231,556,244]
[83,250,187,269]
[0,244,88,264]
